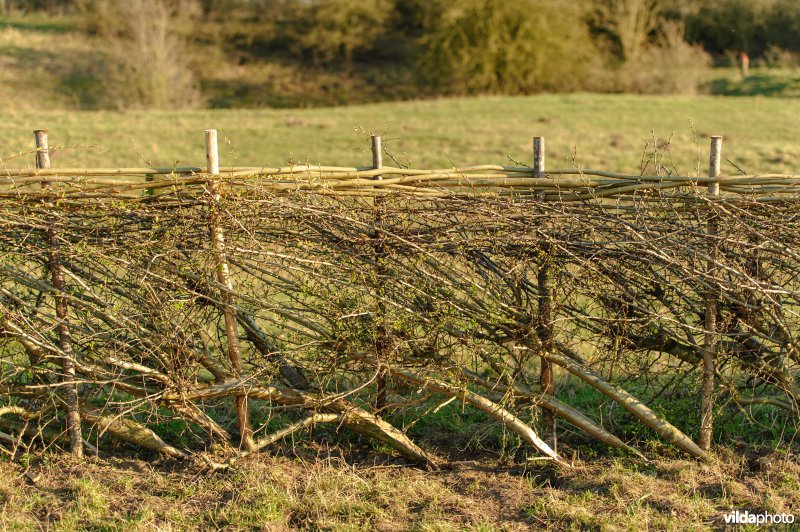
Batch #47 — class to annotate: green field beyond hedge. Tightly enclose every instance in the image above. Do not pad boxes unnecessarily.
[3,94,799,174]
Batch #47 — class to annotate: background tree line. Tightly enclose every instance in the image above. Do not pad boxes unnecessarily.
[2,0,799,108]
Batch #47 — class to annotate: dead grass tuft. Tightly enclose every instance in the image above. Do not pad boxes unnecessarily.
[1,449,797,530]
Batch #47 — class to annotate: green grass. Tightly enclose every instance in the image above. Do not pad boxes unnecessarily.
[2,450,798,530]
[0,12,78,34]
[2,94,800,176]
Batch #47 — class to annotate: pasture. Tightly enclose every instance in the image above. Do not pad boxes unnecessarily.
[3,94,800,173]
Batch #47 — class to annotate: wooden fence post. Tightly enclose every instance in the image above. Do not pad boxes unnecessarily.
[205,129,254,451]
[534,136,556,450]
[533,136,545,179]
[372,135,389,415]
[699,135,722,452]
[36,130,83,458]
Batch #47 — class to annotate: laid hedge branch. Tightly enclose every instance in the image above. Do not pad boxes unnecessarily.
[1,152,798,469]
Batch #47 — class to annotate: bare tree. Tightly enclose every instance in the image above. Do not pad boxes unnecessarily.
[594,0,662,63]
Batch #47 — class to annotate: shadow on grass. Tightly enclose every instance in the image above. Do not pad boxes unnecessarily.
[709,72,800,98]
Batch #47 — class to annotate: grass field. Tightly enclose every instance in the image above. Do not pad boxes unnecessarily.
[3,94,799,175]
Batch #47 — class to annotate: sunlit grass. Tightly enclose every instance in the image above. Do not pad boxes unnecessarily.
[2,94,798,176]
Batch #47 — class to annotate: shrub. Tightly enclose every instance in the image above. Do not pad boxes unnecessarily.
[590,0,663,64]
[621,21,711,94]
[685,0,800,59]
[761,45,800,69]
[2,0,75,13]
[290,0,394,67]
[685,0,772,57]
[415,0,606,95]
[764,0,800,54]
[76,0,203,110]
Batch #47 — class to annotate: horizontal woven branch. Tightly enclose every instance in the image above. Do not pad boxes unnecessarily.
[2,164,800,203]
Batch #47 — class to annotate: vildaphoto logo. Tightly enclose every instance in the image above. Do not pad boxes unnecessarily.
[722,510,795,526]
